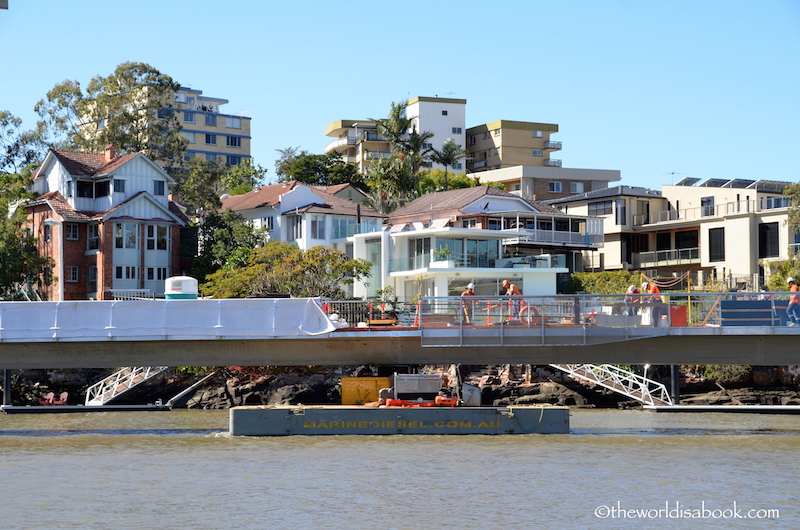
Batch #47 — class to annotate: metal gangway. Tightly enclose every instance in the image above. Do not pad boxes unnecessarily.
[550,363,673,406]
[84,366,168,406]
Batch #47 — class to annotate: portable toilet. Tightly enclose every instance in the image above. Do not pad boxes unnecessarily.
[165,276,198,300]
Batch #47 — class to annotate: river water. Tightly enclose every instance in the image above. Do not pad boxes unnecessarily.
[0,409,797,529]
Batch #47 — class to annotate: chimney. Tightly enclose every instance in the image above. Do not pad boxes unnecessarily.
[104,145,115,162]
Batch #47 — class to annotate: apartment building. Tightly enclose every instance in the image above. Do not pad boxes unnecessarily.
[473,165,621,202]
[325,97,467,174]
[548,178,796,289]
[169,86,252,167]
[466,120,561,173]
[21,146,189,300]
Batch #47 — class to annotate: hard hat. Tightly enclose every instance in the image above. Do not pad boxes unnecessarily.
[627,285,636,292]
[467,283,474,289]
[642,282,649,289]
[788,277,795,284]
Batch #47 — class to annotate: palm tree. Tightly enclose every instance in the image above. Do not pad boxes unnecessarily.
[401,125,435,175]
[431,138,469,191]
[371,101,410,154]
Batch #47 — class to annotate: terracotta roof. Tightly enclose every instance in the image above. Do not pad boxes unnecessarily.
[291,188,381,218]
[30,191,91,221]
[48,149,140,178]
[220,181,303,211]
[169,201,191,225]
[389,186,560,218]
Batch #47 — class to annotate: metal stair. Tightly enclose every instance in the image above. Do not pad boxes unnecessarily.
[550,363,673,406]
[85,366,169,406]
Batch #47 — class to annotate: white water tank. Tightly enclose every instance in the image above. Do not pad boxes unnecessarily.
[165,276,198,300]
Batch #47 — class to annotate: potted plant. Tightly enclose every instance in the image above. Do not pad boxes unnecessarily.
[431,247,455,268]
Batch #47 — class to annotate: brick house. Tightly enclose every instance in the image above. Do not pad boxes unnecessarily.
[22,146,189,300]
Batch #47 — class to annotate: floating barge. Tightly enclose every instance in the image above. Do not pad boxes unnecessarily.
[229,405,569,436]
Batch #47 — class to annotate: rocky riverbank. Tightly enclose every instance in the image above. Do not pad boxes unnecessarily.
[6,364,800,409]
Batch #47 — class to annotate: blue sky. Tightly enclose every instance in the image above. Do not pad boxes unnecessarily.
[1,0,798,189]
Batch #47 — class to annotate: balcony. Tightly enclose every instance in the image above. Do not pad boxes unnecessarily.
[473,161,486,169]
[544,159,562,167]
[357,131,387,143]
[632,247,700,268]
[544,141,562,151]
[325,137,356,152]
[500,228,603,247]
[389,252,563,273]
[633,197,790,226]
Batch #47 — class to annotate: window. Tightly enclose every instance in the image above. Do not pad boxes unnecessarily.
[226,136,241,148]
[115,222,137,249]
[532,149,543,157]
[588,200,613,216]
[184,111,195,123]
[310,215,325,239]
[709,227,725,262]
[44,224,51,243]
[570,182,584,194]
[65,223,79,240]
[452,163,462,169]
[154,181,165,196]
[87,224,99,250]
[758,222,779,258]
[186,96,195,106]
[262,217,274,230]
[184,153,194,162]
[701,196,715,217]
[549,182,562,193]
[288,215,302,240]
[615,199,627,225]
[532,130,543,138]
[469,136,476,145]
[494,129,501,136]
[184,132,196,143]
[205,114,216,126]
[206,134,217,145]
[114,179,125,193]
[115,266,138,280]
[226,117,241,129]
[206,154,216,162]
[88,266,97,293]
[146,225,169,251]
[226,155,242,166]
[157,109,173,120]
[76,180,93,198]
[95,180,110,197]
[483,132,490,139]
[147,267,168,280]
[442,110,448,116]
[422,143,433,149]
[452,127,462,134]
[65,266,78,283]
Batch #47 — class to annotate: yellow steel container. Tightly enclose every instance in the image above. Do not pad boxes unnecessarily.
[341,377,391,405]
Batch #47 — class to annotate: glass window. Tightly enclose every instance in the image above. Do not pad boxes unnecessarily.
[532,130,543,138]
[184,153,193,162]
[570,182,584,194]
[615,199,627,225]
[65,223,79,240]
[758,222,779,258]
[310,215,325,239]
[114,179,125,193]
[65,265,79,283]
[157,109,173,120]
[226,155,242,166]
[588,201,613,216]
[451,127,462,134]
[226,117,241,129]
[184,111,195,123]
[115,222,137,249]
[206,154,216,162]
[709,227,725,262]
[206,134,217,145]
[44,224,51,243]
[548,182,562,193]
[87,224,99,250]
[154,181,165,196]
[205,114,217,126]
[88,265,97,293]
[184,132,196,143]
[289,215,302,240]
[95,180,110,197]
[76,181,93,198]
[532,149,543,157]
[226,136,241,148]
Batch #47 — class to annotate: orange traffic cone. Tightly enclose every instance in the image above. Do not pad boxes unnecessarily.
[413,303,420,327]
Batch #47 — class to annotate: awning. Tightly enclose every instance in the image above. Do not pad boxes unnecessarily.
[429,217,449,229]
[389,223,407,233]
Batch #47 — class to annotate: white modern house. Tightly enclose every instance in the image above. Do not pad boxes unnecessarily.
[349,186,604,300]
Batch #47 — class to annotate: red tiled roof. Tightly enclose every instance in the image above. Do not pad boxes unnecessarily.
[292,188,381,218]
[48,149,140,177]
[30,191,91,221]
[389,186,560,218]
[220,181,303,211]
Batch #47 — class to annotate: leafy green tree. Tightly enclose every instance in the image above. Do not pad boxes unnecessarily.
[201,241,372,299]
[176,158,266,216]
[191,209,267,282]
[223,158,267,195]
[430,138,469,191]
[416,169,480,194]
[400,125,435,176]
[566,271,641,294]
[34,62,187,167]
[371,101,411,153]
[275,148,361,188]
[1,111,45,173]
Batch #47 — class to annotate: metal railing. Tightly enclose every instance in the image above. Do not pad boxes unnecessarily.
[633,247,700,268]
[633,198,789,226]
[417,292,800,347]
[550,363,672,406]
[322,300,418,327]
[85,366,168,406]
[545,159,562,167]
[108,289,153,300]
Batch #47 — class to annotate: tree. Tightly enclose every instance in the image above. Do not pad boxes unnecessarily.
[201,241,372,300]
[175,158,267,216]
[431,138,469,191]
[274,148,362,188]
[417,169,480,194]
[34,62,187,167]
[372,101,411,153]
[400,126,435,176]
[190,209,267,282]
[1,111,45,174]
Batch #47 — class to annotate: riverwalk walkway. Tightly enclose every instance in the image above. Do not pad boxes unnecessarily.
[0,293,798,369]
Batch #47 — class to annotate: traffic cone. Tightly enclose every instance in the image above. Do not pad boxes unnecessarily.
[413,303,420,327]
